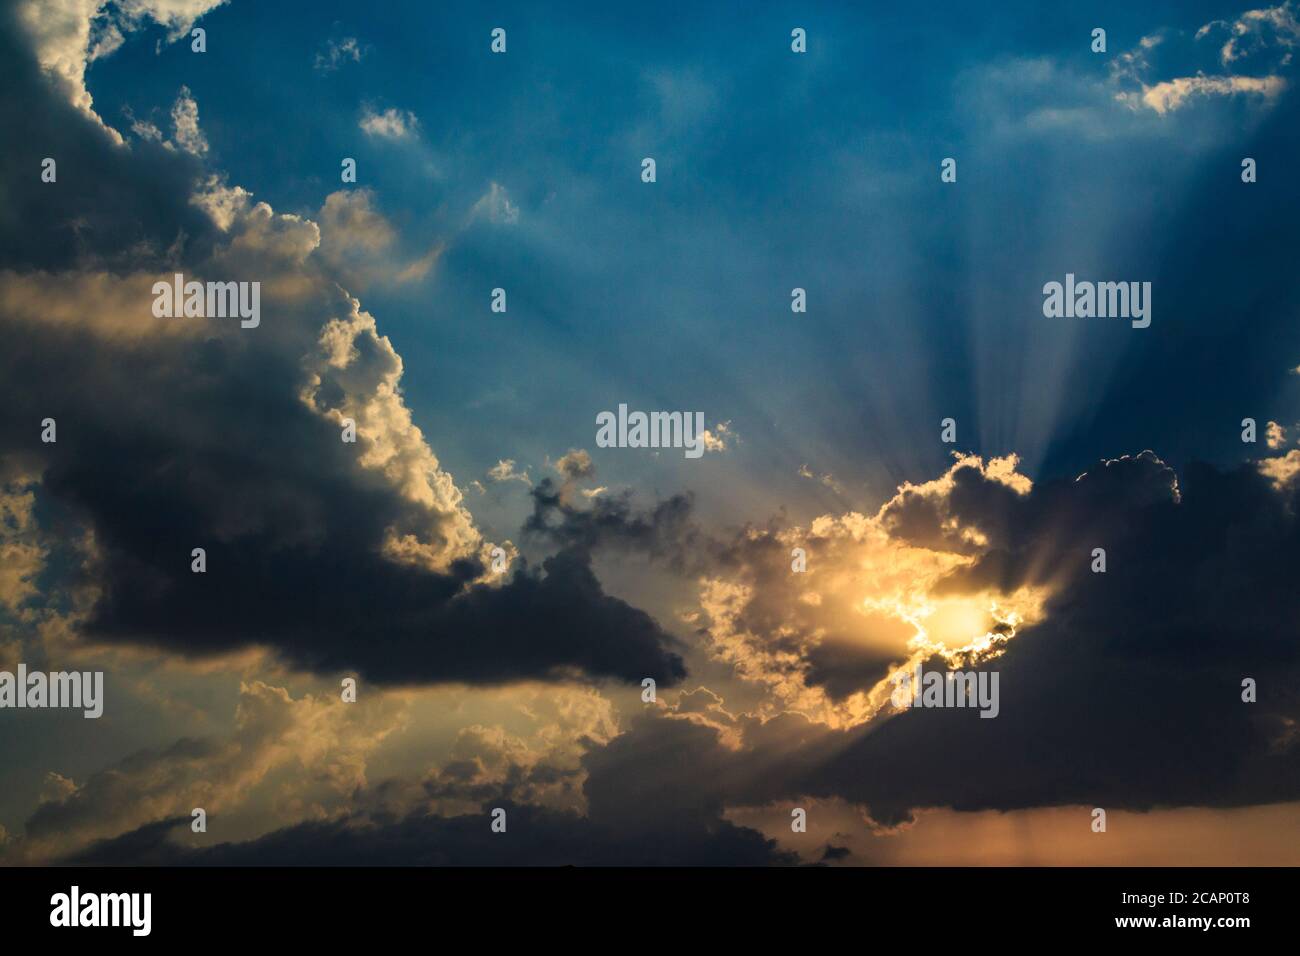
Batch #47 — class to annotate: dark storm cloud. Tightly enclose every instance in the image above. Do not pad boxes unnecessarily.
[526,472,806,581]
[0,8,215,271]
[76,759,795,868]
[7,316,686,687]
[57,706,816,866]
[523,452,1300,827]
[525,476,704,569]
[1,315,686,685]
[812,453,1300,823]
[0,6,684,688]
[68,806,792,866]
[527,472,918,699]
[52,442,1300,865]
[23,737,222,842]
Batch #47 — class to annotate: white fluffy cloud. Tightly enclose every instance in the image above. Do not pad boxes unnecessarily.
[17,0,226,136]
[359,104,420,140]
[1138,73,1287,113]
[300,300,484,571]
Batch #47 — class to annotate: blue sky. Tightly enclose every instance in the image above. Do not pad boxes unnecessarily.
[77,5,1300,545]
[83,0,1300,541]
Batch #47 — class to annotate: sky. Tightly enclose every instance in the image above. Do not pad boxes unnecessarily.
[1,0,1299,866]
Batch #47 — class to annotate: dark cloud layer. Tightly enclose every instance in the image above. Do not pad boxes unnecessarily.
[67,715,798,868]
[69,805,791,866]
[0,15,213,272]
[0,5,684,688]
[814,453,1300,823]
[526,477,704,570]
[51,442,1300,860]
[522,452,1300,828]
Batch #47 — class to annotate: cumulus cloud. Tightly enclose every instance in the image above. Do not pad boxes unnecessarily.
[795,452,1300,824]
[1111,7,1296,114]
[519,450,1300,830]
[487,459,532,487]
[6,680,407,863]
[15,0,226,135]
[0,22,213,271]
[314,189,443,288]
[65,694,800,866]
[0,4,685,690]
[691,454,1041,725]
[1259,448,1300,488]
[525,478,701,571]
[317,189,395,258]
[1,209,684,689]
[1138,73,1287,113]
[24,441,1300,863]
[359,104,419,140]
[699,420,736,453]
[553,449,595,481]
[1198,2,1300,65]
[8,677,636,864]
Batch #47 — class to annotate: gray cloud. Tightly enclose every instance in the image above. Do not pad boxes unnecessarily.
[0,3,684,689]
